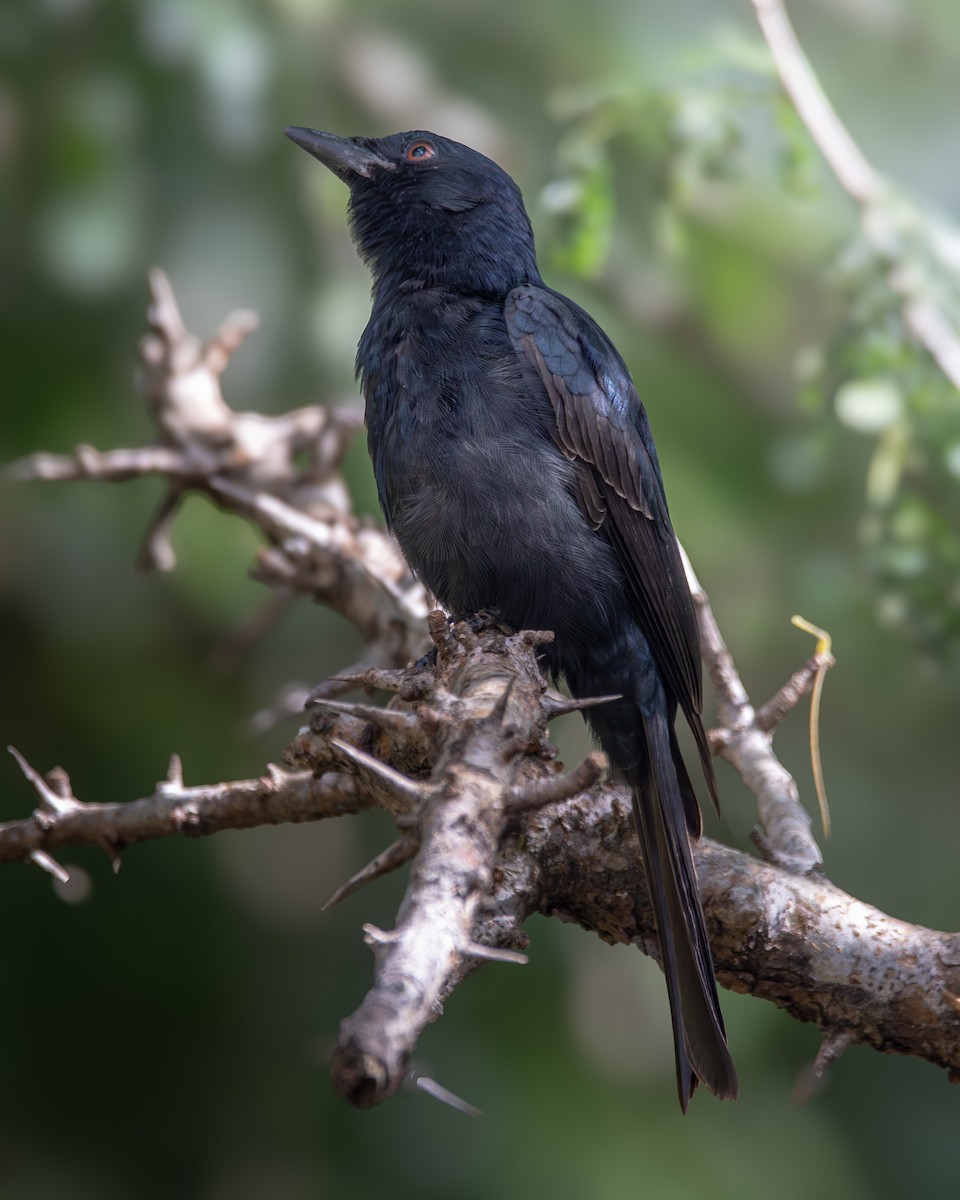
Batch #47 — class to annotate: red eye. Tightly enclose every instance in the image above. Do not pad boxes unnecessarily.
[406,140,436,162]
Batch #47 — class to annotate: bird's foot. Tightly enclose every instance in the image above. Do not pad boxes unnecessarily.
[450,608,514,636]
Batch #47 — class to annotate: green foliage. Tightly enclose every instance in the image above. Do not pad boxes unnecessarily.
[816,207,960,667]
[540,30,960,674]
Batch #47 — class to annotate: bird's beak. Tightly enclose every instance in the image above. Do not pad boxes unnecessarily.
[284,127,393,182]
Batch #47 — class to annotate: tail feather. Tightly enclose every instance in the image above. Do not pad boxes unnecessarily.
[632,704,739,1110]
[668,716,701,838]
[560,635,737,1110]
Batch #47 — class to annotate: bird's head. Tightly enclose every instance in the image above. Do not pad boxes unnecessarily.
[285,127,541,295]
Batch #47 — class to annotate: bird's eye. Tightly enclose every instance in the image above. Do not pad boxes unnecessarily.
[406,140,436,163]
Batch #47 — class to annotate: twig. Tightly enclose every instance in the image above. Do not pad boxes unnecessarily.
[754,652,834,732]
[752,0,960,391]
[2,749,369,866]
[680,546,823,875]
[752,0,879,204]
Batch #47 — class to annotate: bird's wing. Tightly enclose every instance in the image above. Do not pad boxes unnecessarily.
[505,284,717,814]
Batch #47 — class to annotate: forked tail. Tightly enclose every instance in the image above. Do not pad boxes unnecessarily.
[629,703,739,1110]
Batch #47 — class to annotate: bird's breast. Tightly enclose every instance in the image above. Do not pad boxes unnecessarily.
[358,290,623,635]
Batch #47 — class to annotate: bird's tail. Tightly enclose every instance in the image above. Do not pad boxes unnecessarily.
[628,702,739,1111]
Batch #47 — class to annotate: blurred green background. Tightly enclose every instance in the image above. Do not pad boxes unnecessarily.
[2,1,960,1197]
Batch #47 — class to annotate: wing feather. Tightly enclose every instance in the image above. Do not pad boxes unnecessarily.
[505,284,718,814]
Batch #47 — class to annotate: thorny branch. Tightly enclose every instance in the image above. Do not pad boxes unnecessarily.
[8,268,430,694]
[4,749,370,873]
[6,263,959,1110]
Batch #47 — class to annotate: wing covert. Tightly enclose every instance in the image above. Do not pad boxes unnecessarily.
[506,286,660,518]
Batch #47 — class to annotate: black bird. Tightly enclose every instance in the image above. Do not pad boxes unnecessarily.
[285,126,738,1110]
